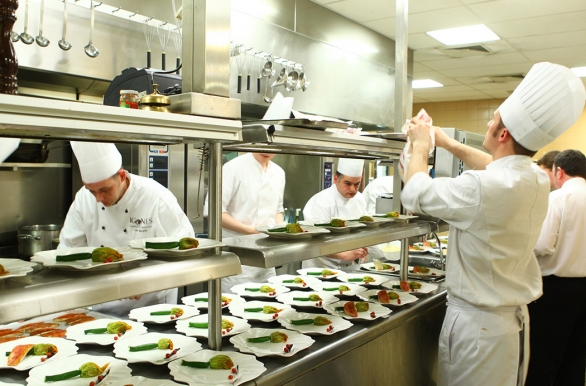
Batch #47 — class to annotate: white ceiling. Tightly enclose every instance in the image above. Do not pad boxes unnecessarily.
[312,0,586,103]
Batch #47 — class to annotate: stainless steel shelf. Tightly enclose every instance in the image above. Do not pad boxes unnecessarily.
[223,124,404,159]
[0,94,242,144]
[0,163,71,169]
[223,221,431,268]
[0,252,242,324]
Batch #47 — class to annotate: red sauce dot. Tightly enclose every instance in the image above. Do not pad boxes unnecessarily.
[228,375,234,380]
[114,336,118,340]
[41,357,46,362]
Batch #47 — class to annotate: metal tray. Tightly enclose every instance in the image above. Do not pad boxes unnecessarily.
[243,118,349,131]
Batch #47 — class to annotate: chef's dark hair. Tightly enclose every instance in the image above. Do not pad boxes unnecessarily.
[553,150,586,178]
[536,150,561,169]
[496,116,537,157]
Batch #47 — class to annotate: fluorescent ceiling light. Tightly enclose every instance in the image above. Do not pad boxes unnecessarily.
[332,39,379,55]
[571,66,586,77]
[427,24,500,46]
[413,79,443,89]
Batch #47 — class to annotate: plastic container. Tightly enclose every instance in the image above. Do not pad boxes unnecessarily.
[119,90,139,109]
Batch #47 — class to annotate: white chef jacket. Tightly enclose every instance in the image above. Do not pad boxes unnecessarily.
[303,186,383,271]
[59,173,194,316]
[218,153,285,290]
[362,176,394,214]
[534,177,586,277]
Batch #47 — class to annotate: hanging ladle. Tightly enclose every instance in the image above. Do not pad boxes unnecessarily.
[58,0,72,50]
[19,0,34,45]
[271,60,288,88]
[35,0,50,47]
[10,30,19,43]
[84,0,99,57]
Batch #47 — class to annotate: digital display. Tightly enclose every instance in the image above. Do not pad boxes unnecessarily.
[149,171,168,188]
[149,156,168,169]
[149,145,168,153]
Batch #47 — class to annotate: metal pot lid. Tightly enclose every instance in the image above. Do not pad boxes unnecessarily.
[140,83,170,106]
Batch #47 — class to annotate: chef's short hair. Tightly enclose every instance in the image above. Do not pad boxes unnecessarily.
[536,150,561,169]
[553,150,586,179]
[497,117,537,157]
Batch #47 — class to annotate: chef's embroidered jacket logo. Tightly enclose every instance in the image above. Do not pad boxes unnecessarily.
[130,217,153,226]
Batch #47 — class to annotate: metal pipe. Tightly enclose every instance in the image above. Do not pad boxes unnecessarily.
[400,238,409,282]
[207,141,223,350]
[394,0,409,132]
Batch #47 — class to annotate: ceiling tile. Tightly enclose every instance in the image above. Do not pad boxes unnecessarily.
[421,52,528,71]
[508,31,586,51]
[469,0,586,23]
[438,63,532,78]
[522,45,586,66]
[490,11,586,38]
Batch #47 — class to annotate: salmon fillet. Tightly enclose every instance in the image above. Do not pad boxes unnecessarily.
[53,313,87,323]
[7,344,35,366]
[38,329,66,338]
[0,335,24,343]
[66,316,96,325]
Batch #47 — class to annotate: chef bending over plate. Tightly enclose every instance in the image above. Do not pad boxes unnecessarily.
[58,142,195,316]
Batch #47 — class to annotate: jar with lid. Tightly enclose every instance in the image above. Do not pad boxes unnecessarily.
[119,90,139,109]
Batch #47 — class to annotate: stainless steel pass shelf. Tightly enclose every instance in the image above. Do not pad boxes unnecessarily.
[0,163,71,170]
[0,252,242,324]
[223,221,431,268]
[223,124,405,159]
[0,94,242,144]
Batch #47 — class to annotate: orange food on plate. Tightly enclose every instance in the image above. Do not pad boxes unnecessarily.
[66,316,96,325]
[16,322,58,333]
[0,329,17,337]
[0,335,24,343]
[413,266,430,274]
[6,344,35,366]
[377,290,391,304]
[29,326,62,336]
[53,313,87,322]
[343,301,358,317]
[38,329,67,338]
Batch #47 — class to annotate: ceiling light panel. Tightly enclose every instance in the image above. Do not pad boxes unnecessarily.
[427,24,500,46]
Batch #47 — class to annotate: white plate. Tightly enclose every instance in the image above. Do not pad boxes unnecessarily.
[0,337,78,371]
[276,291,339,308]
[168,349,266,386]
[181,292,245,309]
[0,382,23,386]
[351,217,388,227]
[114,332,202,365]
[230,328,314,357]
[66,319,147,345]
[307,282,367,297]
[0,258,36,280]
[408,266,445,278]
[31,247,147,271]
[388,214,419,222]
[310,221,366,232]
[267,274,322,289]
[228,300,293,322]
[26,354,131,386]
[381,280,438,295]
[255,225,330,239]
[108,376,182,386]
[230,282,290,299]
[175,315,250,339]
[408,244,433,254]
[277,312,352,336]
[336,272,390,286]
[323,300,392,321]
[357,289,419,307]
[360,262,400,274]
[128,237,225,258]
[296,268,341,280]
[129,304,200,324]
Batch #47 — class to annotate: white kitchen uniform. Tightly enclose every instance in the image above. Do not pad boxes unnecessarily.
[219,153,285,291]
[402,156,549,386]
[362,176,394,214]
[59,173,195,316]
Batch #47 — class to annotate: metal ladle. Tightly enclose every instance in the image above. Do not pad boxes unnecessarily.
[261,55,274,77]
[19,0,34,45]
[35,0,50,47]
[272,61,287,88]
[285,63,299,92]
[58,0,72,50]
[84,0,99,58]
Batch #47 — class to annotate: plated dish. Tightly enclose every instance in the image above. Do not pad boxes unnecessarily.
[277,312,352,335]
[296,268,341,280]
[0,258,36,281]
[168,349,266,386]
[276,290,339,308]
[230,282,290,299]
[128,237,225,258]
[354,216,392,227]
[408,244,434,254]
[0,337,78,371]
[336,272,391,286]
[307,281,367,297]
[323,300,392,321]
[382,280,438,295]
[267,274,322,289]
[385,214,419,222]
[407,266,445,278]
[114,332,202,365]
[310,220,366,232]
[66,319,147,345]
[175,315,250,339]
[230,328,314,358]
[181,292,245,309]
[357,289,419,307]
[31,247,147,271]
[228,300,293,322]
[255,225,330,239]
[360,261,401,274]
[110,376,182,386]
[129,304,200,324]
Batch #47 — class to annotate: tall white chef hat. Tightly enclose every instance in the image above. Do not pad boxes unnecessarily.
[70,141,122,184]
[499,62,586,151]
[337,158,364,177]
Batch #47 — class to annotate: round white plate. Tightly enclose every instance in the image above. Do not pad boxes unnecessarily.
[267,274,322,289]
[310,220,366,232]
[381,280,438,295]
[307,282,367,297]
[390,214,419,222]
[230,282,290,299]
[408,244,433,254]
[168,350,266,386]
[255,225,330,239]
[276,291,338,308]
[408,266,445,277]
[129,304,200,324]
[360,261,400,274]
[357,289,419,307]
[230,328,314,357]
[0,337,78,371]
[0,258,36,281]
[114,332,202,365]
[228,300,293,322]
[175,315,250,339]
[109,376,182,386]
[128,237,225,258]
[277,312,352,336]
[26,354,131,386]
[181,292,245,309]
[0,382,23,386]
[353,217,390,227]
[31,247,147,271]
[296,268,341,280]
[323,300,392,321]
[336,272,390,286]
[66,319,147,345]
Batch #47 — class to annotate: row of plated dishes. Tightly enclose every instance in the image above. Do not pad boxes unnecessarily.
[0,265,439,386]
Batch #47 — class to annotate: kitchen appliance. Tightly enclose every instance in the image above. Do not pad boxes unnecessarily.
[103,67,181,107]
[375,194,394,213]
[17,224,62,258]
[434,128,488,178]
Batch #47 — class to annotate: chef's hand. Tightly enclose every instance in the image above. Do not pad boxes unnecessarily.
[126,295,142,301]
[333,248,369,262]
[407,116,433,149]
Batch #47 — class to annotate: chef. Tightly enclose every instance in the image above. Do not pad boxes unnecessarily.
[362,175,394,214]
[0,138,20,164]
[401,62,585,386]
[59,142,195,316]
[303,158,382,271]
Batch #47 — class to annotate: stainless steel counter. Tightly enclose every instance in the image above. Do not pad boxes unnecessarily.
[0,252,242,324]
[224,221,432,268]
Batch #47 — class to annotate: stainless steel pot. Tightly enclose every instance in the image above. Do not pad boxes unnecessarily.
[17,224,62,258]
